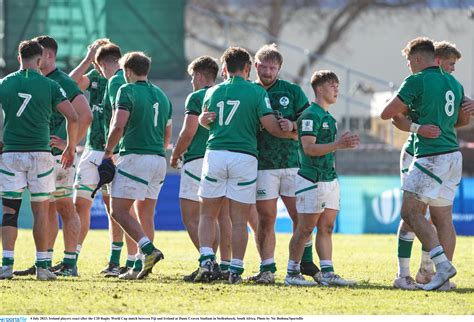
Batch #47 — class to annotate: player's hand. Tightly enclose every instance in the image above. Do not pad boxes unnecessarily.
[61,145,75,169]
[199,105,216,127]
[103,148,114,161]
[50,135,67,151]
[170,153,183,169]
[278,118,293,132]
[85,42,100,62]
[462,98,474,116]
[337,131,360,149]
[418,125,440,139]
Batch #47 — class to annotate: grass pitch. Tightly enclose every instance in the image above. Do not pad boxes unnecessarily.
[1,230,473,315]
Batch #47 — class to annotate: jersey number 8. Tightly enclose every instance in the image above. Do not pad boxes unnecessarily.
[445,90,455,117]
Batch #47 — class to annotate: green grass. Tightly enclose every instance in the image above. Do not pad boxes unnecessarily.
[1,230,473,315]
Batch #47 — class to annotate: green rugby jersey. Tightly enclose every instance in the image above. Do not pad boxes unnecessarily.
[85,69,108,151]
[297,103,337,182]
[46,68,83,155]
[116,81,172,156]
[183,87,210,163]
[397,66,464,157]
[103,69,125,141]
[204,76,273,157]
[0,69,67,152]
[255,79,309,170]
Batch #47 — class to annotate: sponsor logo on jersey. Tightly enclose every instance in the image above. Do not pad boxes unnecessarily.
[91,81,98,89]
[92,104,103,113]
[372,188,401,224]
[302,120,313,131]
[322,122,329,129]
[59,87,67,98]
[279,96,289,107]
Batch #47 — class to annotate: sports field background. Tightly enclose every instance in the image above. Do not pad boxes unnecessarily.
[1,230,473,315]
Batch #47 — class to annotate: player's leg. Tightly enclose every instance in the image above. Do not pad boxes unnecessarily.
[285,212,319,286]
[123,205,139,274]
[393,219,417,289]
[282,169,319,277]
[180,198,200,250]
[254,198,278,283]
[0,191,23,280]
[217,198,232,280]
[247,204,259,254]
[46,199,59,268]
[194,150,227,282]
[111,154,165,280]
[29,152,58,280]
[100,193,125,276]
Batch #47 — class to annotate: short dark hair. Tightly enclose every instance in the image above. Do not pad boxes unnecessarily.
[119,52,151,76]
[96,43,122,64]
[220,46,252,73]
[311,70,339,91]
[434,41,462,60]
[402,37,435,59]
[187,56,219,81]
[33,35,58,54]
[18,40,43,60]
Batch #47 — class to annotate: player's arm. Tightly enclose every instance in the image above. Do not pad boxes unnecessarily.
[301,132,359,157]
[171,114,198,168]
[56,100,79,168]
[260,114,297,140]
[164,120,172,152]
[69,43,100,91]
[392,113,440,138]
[104,109,129,159]
[380,96,409,120]
[456,96,473,127]
[71,94,93,141]
[198,104,216,130]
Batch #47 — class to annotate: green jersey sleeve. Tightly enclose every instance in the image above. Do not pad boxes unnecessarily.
[184,92,202,116]
[257,89,273,118]
[300,112,320,137]
[116,84,133,112]
[397,75,423,106]
[51,80,68,109]
[108,77,124,109]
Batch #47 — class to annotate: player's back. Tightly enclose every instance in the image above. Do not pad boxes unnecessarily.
[205,76,272,157]
[412,67,463,156]
[117,81,172,156]
[0,69,64,152]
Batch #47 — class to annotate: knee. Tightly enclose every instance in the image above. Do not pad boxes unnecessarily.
[2,198,21,228]
[317,223,334,236]
[258,214,275,231]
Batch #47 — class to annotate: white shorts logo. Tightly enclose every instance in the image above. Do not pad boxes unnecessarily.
[302,120,313,131]
[279,96,289,107]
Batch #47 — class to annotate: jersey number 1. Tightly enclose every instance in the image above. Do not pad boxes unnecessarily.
[217,100,240,126]
[17,93,32,117]
[153,102,159,127]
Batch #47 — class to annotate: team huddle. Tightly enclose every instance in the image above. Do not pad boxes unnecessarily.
[0,36,471,291]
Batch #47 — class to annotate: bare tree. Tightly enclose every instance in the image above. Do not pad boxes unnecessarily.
[188,0,455,83]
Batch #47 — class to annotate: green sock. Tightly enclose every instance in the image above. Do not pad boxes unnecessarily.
[301,242,313,263]
[140,242,154,256]
[109,242,124,265]
[63,251,77,268]
[126,255,135,268]
[46,248,54,267]
[133,257,143,272]
[398,238,414,258]
[199,254,215,265]
[260,262,277,273]
[2,251,14,266]
[220,260,230,272]
[320,260,334,273]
